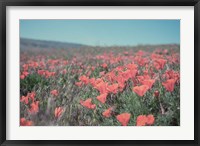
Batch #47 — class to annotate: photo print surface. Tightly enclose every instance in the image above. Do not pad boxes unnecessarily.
[20,20,180,126]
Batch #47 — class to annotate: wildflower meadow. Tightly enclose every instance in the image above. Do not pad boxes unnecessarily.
[20,45,180,126]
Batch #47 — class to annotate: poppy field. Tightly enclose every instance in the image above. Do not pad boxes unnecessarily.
[20,45,180,126]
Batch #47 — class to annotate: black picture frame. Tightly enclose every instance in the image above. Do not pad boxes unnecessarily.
[0,0,199,146]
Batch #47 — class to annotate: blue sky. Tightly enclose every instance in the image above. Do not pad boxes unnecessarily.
[20,20,180,46]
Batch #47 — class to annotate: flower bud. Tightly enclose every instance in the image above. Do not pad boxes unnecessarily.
[154,90,159,98]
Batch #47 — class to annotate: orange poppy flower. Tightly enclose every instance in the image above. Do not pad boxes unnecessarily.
[20,118,32,126]
[99,71,105,76]
[162,79,176,92]
[141,79,155,89]
[136,114,155,126]
[20,95,29,104]
[116,75,125,91]
[75,82,82,87]
[136,115,147,126]
[20,74,25,79]
[91,66,95,71]
[126,63,138,70]
[107,83,118,94]
[45,71,55,78]
[61,69,67,74]
[89,78,96,86]
[94,81,108,94]
[50,90,58,96]
[96,93,108,104]
[137,75,151,83]
[94,78,104,85]
[130,69,137,78]
[116,113,131,126]
[163,70,180,83]
[80,98,96,110]
[38,70,46,76]
[106,71,116,82]
[28,101,39,114]
[101,63,108,68]
[133,85,149,97]
[102,107,112,118]
[22,71,29,77]
[54,107,64,118]
[22,64,29,71]
[146,114,155,125]
[79,75,89,84]
[154,59,167,70]
[28,92,36,101]
[122,70,132,81]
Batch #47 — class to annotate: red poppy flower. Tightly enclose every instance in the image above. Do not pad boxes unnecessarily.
[96,93,108,104]
[102,107,112,118]
[116,113,131,126]
[133,85,149,97]
[50,90,58,96]
[54,107,64,118]
[28,101,39,114]
[136,115,147,126]
[80,98,96,110]
[146,114,155,125]
[20,118,32,126]
[162,79,176,92]
[141,79,155,89]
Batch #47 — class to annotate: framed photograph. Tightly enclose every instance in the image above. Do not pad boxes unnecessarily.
[0,0,199,145]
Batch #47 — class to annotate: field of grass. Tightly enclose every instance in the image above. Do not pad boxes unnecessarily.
[20,45,180,126]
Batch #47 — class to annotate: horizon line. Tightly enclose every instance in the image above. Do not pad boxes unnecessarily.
[20,37,180,47]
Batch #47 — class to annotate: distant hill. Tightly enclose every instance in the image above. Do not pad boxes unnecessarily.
[20,38,180,53]
[20,38,88,50]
